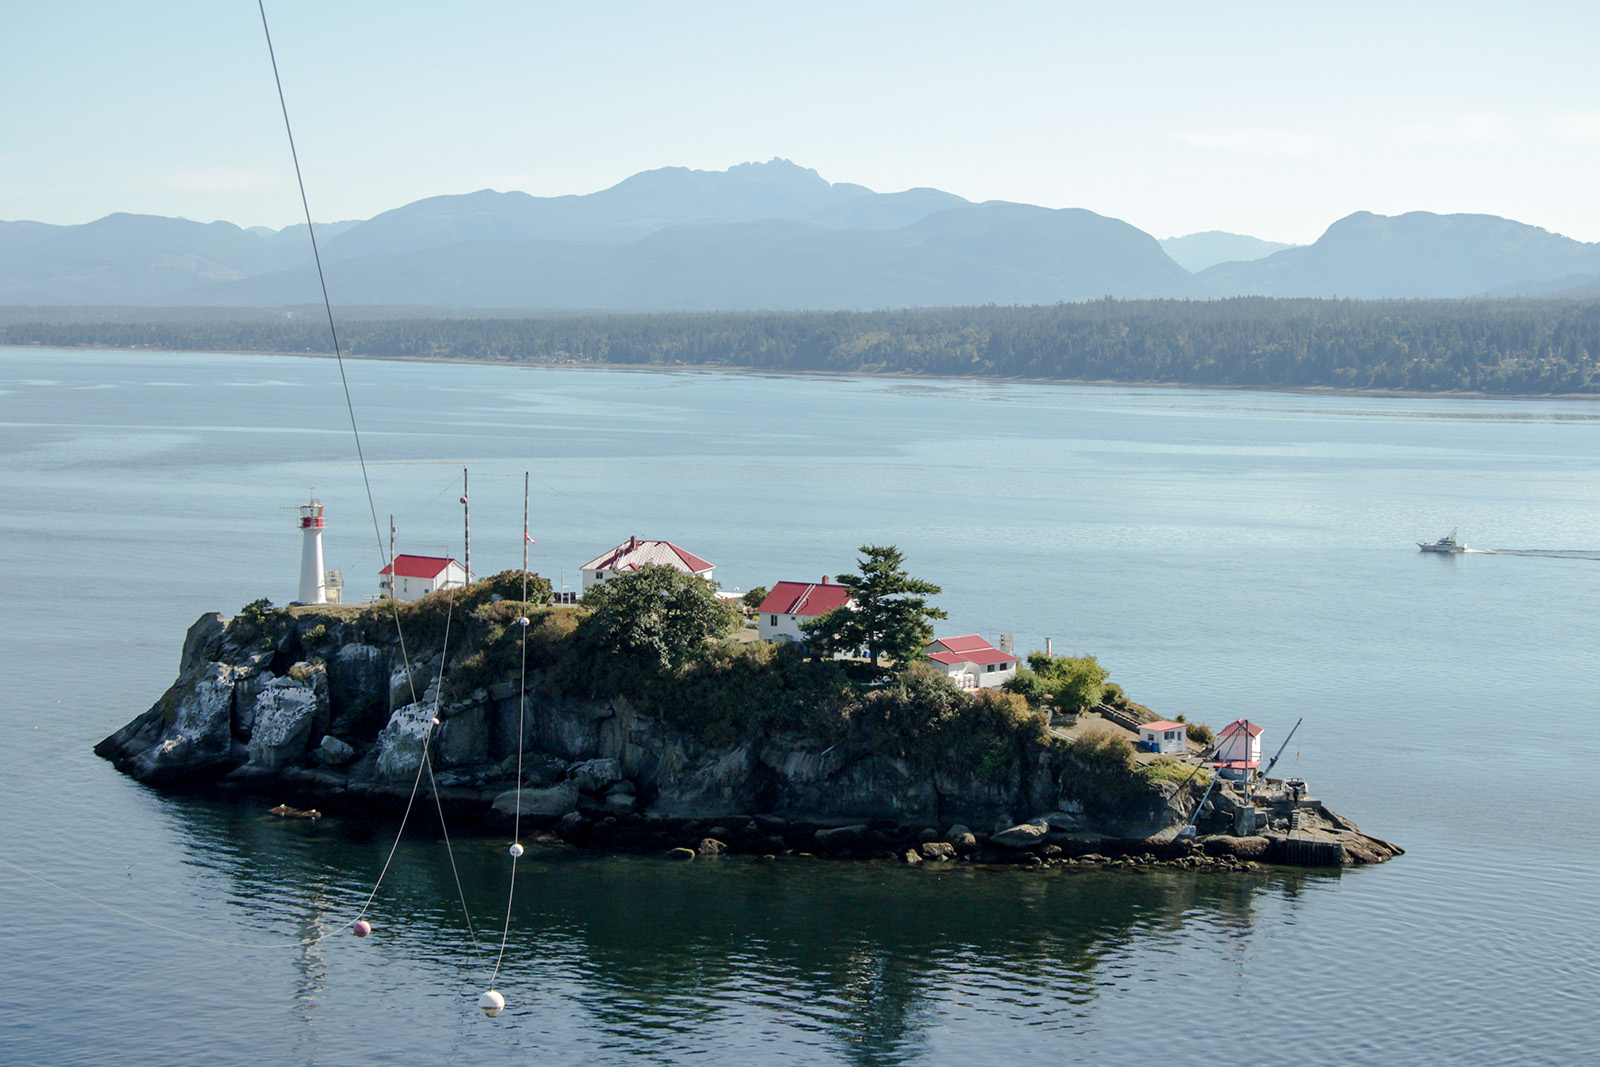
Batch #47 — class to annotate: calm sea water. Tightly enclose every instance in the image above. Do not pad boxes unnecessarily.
[3,347,1598,1066]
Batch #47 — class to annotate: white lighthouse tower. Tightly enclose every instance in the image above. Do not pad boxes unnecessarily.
[297,498,327,605]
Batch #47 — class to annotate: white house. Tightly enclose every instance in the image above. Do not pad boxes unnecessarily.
[1139,720,1189,755]
[1215,718,1264,779]
[925,635,1020,690]
[757,578,853,643]
[379,554,472,602]
[580,537,714,592]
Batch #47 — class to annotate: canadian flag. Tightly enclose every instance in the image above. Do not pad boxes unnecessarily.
[525,533,537,544]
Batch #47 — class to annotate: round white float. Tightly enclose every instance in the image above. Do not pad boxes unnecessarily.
[479,989,506,1017]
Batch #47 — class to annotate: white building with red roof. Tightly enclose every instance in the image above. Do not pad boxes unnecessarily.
[1214,718,1264,779]
[1139,720,1190,755]
[580,536,714,592]
[379,554,472,602]
[925,635,1019,690]
[757,577,853,644]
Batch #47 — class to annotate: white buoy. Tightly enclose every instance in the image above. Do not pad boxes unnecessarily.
[479,989,505,1018]
[517,616,530,627]
[352,919,371,938]
[509,842,524,858]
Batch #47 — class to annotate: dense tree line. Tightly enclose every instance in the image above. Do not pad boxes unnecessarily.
[7,297,1600,394]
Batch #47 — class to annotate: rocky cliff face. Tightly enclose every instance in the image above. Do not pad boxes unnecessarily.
[95,607,1399,867]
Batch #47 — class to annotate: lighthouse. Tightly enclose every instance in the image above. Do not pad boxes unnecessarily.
[297,498,327,605]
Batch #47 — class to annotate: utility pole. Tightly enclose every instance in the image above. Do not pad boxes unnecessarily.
[460,466,470,581]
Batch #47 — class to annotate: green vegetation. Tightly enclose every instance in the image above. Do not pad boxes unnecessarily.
[663,640,857,748]
[15,297,1600,394]
[574,565,742,690]
[283,556,1055,773]
[1009,652,1110,714]
[741,586,769,610]
[800,545,946,668]
[250,556,1181,796]
[1140,756,1207,787]
[1060,733,1146,803]
[229,597,289,646]
[851,664,1049,779]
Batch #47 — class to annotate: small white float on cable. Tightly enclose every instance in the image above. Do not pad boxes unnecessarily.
[479,989,506,1017]
[509,842,524,858]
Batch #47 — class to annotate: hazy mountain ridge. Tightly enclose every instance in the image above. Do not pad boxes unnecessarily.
[1159,231,1298,272]
[1199,211,1600,299]
[191,203,1196,310]
[3,160,1597,309]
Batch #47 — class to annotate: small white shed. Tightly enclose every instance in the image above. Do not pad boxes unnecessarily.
[1139,720,1189,755]
[379,554,472,602]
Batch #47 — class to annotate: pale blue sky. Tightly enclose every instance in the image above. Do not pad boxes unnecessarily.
[5,1,1598,244]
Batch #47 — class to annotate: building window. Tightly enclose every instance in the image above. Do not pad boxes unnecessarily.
[770,615,778,626]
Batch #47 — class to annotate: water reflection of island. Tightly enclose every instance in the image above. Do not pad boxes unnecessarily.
[175,797,1326,1065]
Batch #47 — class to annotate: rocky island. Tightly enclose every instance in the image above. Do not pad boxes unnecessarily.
[96,566,1400,870]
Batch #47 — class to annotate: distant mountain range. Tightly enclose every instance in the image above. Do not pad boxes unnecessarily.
[1158,231,1298,272]
[4,159,1598,310]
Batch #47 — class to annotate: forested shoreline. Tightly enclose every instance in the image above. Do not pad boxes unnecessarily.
[6,297,1600,394]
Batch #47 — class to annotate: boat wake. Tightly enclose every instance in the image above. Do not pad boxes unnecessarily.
[1468,549,1600,561]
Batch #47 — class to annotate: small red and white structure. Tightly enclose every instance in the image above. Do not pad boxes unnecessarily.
[925,635,1020,690]
[379,554,472,602]
[580,537,714,592]
[1139,720,1189,755]
[1214,718,1264,779]
[757,578,853,644]
[297,499,327,605]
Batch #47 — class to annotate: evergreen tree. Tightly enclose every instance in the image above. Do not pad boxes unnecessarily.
[802,545,946,668]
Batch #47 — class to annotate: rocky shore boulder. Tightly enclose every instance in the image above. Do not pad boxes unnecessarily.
[374,702,434,781]
[244,675,322,771]
[492,781,579,818]
[991,819,1051,849]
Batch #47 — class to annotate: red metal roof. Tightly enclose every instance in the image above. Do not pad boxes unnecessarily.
[379,554,457,579]
[1215,759,1261,769]
[581,538,714,575]
[935,634,993,655]
[757,580,852,617]
[1142,720,1187,732]
[1218,718,1264,737]
[927,635,1017,667]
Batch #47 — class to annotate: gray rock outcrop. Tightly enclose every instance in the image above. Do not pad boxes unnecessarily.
[94,608,1401,868]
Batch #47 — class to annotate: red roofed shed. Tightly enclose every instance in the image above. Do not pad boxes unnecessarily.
[379,554,472,602]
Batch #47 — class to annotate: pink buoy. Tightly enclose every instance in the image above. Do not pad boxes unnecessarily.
[352,920,371,938]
